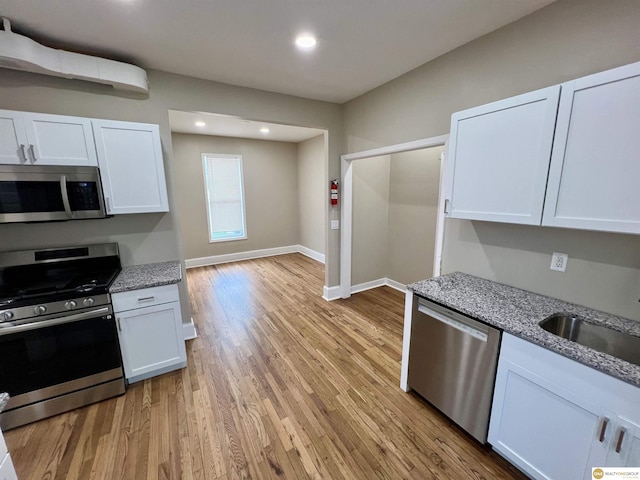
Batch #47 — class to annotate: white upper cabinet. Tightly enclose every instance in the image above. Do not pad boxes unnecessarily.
[0,109,98,166]
[447,60,640,235]
[0,110,28,163]
[446,86,560,225]
[93,119,169,214]
[543,62,640,234]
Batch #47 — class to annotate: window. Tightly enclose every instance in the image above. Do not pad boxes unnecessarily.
[202,154,247,242]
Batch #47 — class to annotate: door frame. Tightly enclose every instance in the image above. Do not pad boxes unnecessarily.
[340,134,449,299]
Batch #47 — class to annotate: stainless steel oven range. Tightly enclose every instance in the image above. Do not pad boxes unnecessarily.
[0,243,125,430]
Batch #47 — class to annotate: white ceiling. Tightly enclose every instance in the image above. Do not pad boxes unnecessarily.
[0,0,555,103]
[168,110,325,142]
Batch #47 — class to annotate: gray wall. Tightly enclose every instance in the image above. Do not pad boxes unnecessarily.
[352,155,390,285]
[387,147,443,285]
[171,133,300,259]
[0,68,342,323]
[343,0,640,320]
[297,135,326,256]
[351,148,442,286]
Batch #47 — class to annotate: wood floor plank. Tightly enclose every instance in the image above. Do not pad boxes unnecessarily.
[4,253,525,479]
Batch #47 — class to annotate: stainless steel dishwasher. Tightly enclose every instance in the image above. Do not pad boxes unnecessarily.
[407,295,501,443]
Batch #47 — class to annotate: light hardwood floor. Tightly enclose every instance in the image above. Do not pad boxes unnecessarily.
[5,253,525,479]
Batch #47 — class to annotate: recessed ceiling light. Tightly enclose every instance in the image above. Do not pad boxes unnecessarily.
[260,127,270,134]
[195,121,206,127]
[295,34,317,51]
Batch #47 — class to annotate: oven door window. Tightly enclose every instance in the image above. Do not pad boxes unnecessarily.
[0,314,122,397]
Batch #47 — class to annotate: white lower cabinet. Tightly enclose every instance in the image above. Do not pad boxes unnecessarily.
[113,284,186,384]
[0,454,18,480]
[489,334,640,479]
[605,417,640,467]
[0,428,17,480]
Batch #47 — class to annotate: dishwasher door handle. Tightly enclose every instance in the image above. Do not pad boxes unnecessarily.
[417,303,488,342]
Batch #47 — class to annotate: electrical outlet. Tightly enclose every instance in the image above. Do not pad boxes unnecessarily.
[550,252,568,272]
[330,220,339,230]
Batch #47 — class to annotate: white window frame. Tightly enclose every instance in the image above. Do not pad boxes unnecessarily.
[202,153,247,243]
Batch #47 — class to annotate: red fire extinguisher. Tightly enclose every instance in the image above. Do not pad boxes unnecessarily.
[330,179,339,206]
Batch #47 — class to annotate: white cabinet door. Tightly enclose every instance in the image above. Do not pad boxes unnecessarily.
[543,62,640,234]
[0,427,6,460]
[605,417,640,467]
[0,110,28,164]
[489,358,604,480]
[21,112,97,166]
[116,301,186,383]
[0,454,18,480]
[93,120,169,214]
[0,110,97,166]
[446,86,560,225]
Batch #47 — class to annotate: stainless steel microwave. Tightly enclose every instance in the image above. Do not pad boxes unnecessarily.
[0,165,107,223]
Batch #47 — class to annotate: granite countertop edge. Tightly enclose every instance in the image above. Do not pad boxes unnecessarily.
[110,260,182,293]
[408,272,640,388]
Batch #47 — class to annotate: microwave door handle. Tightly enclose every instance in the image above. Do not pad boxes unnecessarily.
[60,175,74,219]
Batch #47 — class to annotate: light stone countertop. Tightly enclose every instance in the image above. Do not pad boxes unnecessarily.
[110,260,182,293]
[408,272,640,388]
[0,392,8,413]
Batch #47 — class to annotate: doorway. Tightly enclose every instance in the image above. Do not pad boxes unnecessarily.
[340,135,449,298]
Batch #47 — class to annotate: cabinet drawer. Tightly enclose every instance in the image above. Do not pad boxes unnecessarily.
[112,284,179,313]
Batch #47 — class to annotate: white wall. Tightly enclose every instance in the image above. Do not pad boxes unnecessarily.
[343,0,640,321]
[297,135,326,256]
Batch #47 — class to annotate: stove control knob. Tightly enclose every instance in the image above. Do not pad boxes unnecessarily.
[34,305,47,315]
[1,311,14,321]
[83,297,95,307]
[65,300,78,310]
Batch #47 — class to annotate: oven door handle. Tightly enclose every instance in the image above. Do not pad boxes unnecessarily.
[0,307,110,335]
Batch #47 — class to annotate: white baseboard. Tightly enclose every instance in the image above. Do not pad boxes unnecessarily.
[185,245,299,268]
[351,278,406,295]
[298,245,325,264]
[351,278,386,294]
[183,317,198,340]
[322,285,342,301]
[385,278,407,293]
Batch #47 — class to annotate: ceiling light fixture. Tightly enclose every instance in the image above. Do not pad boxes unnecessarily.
[295,34,317,51]
[260,127,270,134]
[195,121,206,127]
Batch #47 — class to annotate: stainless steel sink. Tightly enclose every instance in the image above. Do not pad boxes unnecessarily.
[539,313,640,366]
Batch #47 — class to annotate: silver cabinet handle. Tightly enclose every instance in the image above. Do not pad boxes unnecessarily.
[138,296,155,302]
[615,428,626,454]
[105,196,111,214]
[29,144,37,162]
[116,317,122,331]
[598,417,609,442]
[19,144,27,162]
[444,198,451,214]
